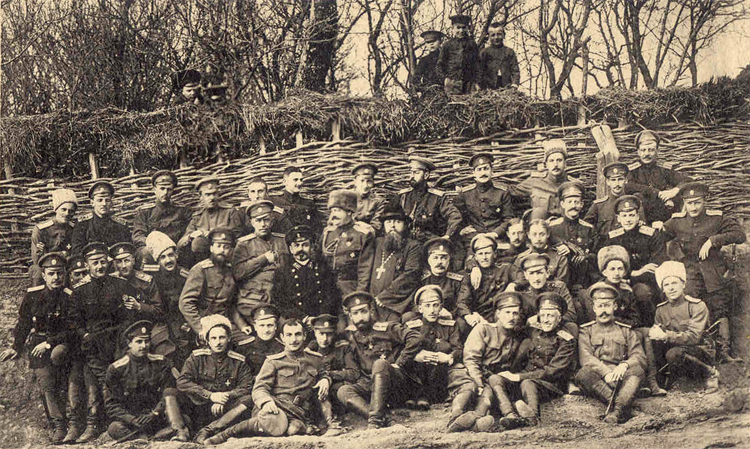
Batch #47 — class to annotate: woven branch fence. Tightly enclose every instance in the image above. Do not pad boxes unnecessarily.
[1,118,748,278]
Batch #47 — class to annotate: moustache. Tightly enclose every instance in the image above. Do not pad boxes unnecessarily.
[597,313,610,318]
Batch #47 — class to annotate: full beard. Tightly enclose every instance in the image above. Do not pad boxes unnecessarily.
[384,233,406,252]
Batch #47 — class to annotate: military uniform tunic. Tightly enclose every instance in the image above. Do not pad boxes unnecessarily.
[456,264,514,321]
[549,216,597,287]
[516,280,578,325]
[463,323,525,387]
[512,246,569,286]
[232,232,288,316]
[177,349,253,405]
[584,194,646,239]
[399,184,462,243]
[511,171,573,219]
[578,321,646,377]
[654,296,709,347]
[405,317,465,401]
[345,321,422,376]
[414,49,443,91]
[148,266,191,346]
[354,193,386,234]
[235,336,285,377]
[416,271,468,316]
[321,222,374,295]
[270,190,323,235]
[71,213,131,256]
[178,259,236,334]
[307,340,358,385]
[177,205,245,249]
[271,258,341,319]
[104,353,174,422]
[454,182,513,237]
[132,202,192,251]
[31,220,75,264]
[627,161,693,222]
[606,225,667,275]
[518,324,577,394]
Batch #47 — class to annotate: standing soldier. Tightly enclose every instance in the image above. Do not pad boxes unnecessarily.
[584,162,647,240]
[132,170,192,265]
[351,163,386,235]
[30,188,78,285]
[71,181,131,256]
[232,200,288,340]
[178,228,237,340]
[271,166,323,235]
[478,23,520,90]
[234,305,285,376]
[661,182,746,362]
[242,176,285,233]
[399,155,462,245]
[1,253,81,444]
[413,30,445,93]
[103,321,189,442]
[438,14,480,95]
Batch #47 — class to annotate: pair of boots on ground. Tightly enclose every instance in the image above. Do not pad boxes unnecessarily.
[447,380,540,433]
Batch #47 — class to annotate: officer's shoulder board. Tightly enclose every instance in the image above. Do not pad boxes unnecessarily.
[628,162,642,171]
[237,234,256,243]
[113,355,130,368]
[236,336,255,346]
[656,300,669,308]
[147,353,165,361]
[398,187,412,195]
[345,324,357,332]
[557,329,574,341]
[619,282,633,292]
[112,215,128,226]
[37,220,54,230]
[27,285,45,293]
[267,352,285,360]
[608,228,625,238]
[549,217,564,226]
[135,271,153,282]
[421,272,431,280]
[593,196,608,205]
[273,206,285,214]
[639,225,655,236]
[438,319,455,327]
[671,211,687,218]
[427,188,445,197]
[372,322,390,332]
[192,348,212,356]
[461,183,476,193]
[406,319,422,329]
[530,171,546,178]
[615,321,632,329]
[304,348,323,358]
[493,182,508,191]
[661,161,676,170]
[80,212,93,221]
[109,273,126,280]
[706,210,723,216]
[580,321,595,328]
[335,340,349,348]
[579,219,594,228]
[685,295,702,304]
[180,268,190,278]
[73,276,91,289]
[447,272,464,282]
[63,288,73,296]
[272,232,285,239]
[228,350,245,361]
[142,264,160,273]
[199,259,214,269]
[138,203,156,211]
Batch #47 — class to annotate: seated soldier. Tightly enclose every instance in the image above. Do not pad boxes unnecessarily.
[177,315,253,444]
[575,283,646,424]
[337,292,422,428]
[450,292,526,432]
[68,255,89,286]
[233,305,284,377]
[497,218,528,264]
[512,219,569,286]
[1,253,82,444]
[29,188,77,286]
[649,261,718,392]
[405,286,464,410]
[110,242,164,324]
[103,320,189,442]
[204,319,333,443]
[511,253,579,325]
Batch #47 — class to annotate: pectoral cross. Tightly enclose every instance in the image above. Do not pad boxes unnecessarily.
[375,265,386,280]
[225,379,232,387]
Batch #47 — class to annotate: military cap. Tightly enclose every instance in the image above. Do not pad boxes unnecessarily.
[200,314,232,342]
[285,225,315,246]
[678,182,709,199]
[328,189,358,213]
[246,200,275,219]
[635,129,660,148]
[408,155,437,172]
[342,291,374,310]
[351,162,378,178]
[109,242,136,260]
[124,320,153,341]
[471,233,497,253]
[146,231,176,260]
[151,170,178,187]
[536,291,567,317]
[207,227,235,245]
[469,152,494,168]
[82,242,109,259]
[588,282,619,301]
[173,69,201,90]
[655,261,686,287]
[194,176,220,192]
[51,189,78,211]
[414,284,443,306]
[603,161,629,178]
[38,252,67,270]
[420,30,445,42]
[613,195,641,213]
[69,255,87,273]
[543,139,567,161]
[380,201,409,223]
[449,14,471,25]
[518,252,550,270]
[252,304,279,322]
[87,180,115,199]
[557,181,584,200]
[424,237,453,259]
[494,291,522,310]
[257,407,288,437]
[311,314,338,333]
[597,245,630,272]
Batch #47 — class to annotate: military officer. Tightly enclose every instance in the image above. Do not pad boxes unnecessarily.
[132,170,192,265]
[1,253,81,443]
[103,320,189,442]
[511,252,579,325]
[29,188,78,285]
[584,162,646,239]
[178,228,237,339]
[233,305,284,376]
[575,283,646,424]
[457,234,514,324]
[337,292,422,428]
[398,155,462,244]
[232,200,288,339]
[413,30,445,93]
[110,242,164,322]
[177,315,253,443]
[661,182,746,362]
[242,176,284,233]
[68,255,89,286]
[351,163,386,235]
[498,218,529,264]
[512,218,569,286]
[71,181,131,256]
[321,189,374,295]
[271,166,323,235]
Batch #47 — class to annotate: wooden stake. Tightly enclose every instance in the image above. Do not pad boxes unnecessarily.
[296,131,303,148]
[591,124,619,199]
[332,118,341,141]
[179,148,189,169]
[88,152,100,179]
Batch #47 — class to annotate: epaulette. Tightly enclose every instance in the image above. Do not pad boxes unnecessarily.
[580,321,595,328]
[228,351,245,361]
[353,222,374,235]
[142,264,160,273]
[138,203,155,210]
[493,182,508,191]
[237,234,255,243]
[345,325,357,332]
[135,271,152,282]
[267,352,285,360]
[304,348,323,357]
[269,191,283,196]
[615,321,632,328]
[63,288,73,296]
[619,282,633,292]
[147,353,164,361]
[447,272,464,282]
[639,225,655,236]
[593,197,608,204]
[273,206,284,214]
[27,285,45,292]
[462,183,476,193]
[109,273,126,280]
[236,336,255,346]
[557,329,574,341]
[80,212,93,221]
[272,232,285,238]
[192,348,211,356]
[406,319,422,329]
[427,188,445,197]
[73,276,91,289]
[37,220,54,230]
[628,162,641,171]
[398,187,412,195]
[671,211,687,218]
[706,210,723,216]
[199,259,214,269]
[609,228,625,238]
[497,242,511,250]
[180,268,190,278]
[335,340,349,348]
[113,355,130,368]
[685,295,702,304]
[219,204,232,209]
[661,161,675,169]
[372,322,390,331]
[438,319,455,327]
[549,217,564,226]
[530,171,546,178]
[579,219,594,228]
[656,300,669,307]
[112,216,128,226]
[421,272,431,280]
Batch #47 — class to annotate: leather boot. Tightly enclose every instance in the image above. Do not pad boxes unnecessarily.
[605,375,640,424]
[491,383,516,417]
[368,371,390,428]
[194,404,248,444]
[345,396,370,417]
[717,318,741,363]
[204,418,264,445]
[62,422,82,445]
[164,396,190,442]
[498,412,526,430]
[447,390,474,430]
[63,364,84,444]
[643,336,667,397]
[588,380,614,406]
[44,392,67,444]
[76,383,100,443]
[684,354,720,392]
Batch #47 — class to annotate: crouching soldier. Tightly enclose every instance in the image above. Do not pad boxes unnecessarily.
[0,253,82,444]
[103,320,189,442]
[575,283,646,424]
[649,261,718,392]
[177,315,253,444]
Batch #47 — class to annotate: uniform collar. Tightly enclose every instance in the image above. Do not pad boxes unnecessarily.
[477,181,493,192]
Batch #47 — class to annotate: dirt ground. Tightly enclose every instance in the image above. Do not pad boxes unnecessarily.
[1,239,749,449]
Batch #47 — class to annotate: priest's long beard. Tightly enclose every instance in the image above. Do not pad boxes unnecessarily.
[384,232,406,252]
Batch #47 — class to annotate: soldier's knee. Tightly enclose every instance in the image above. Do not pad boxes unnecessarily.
[50,344,69,366]
[337,385,355,403]
[286,419,305,436]
[574,366,597,385]
[371,358,391,375]
[107,421,133,440]
[233,394,253,408]
[519,379,535,391]
[665,347,684,365]
[487,374,507,389]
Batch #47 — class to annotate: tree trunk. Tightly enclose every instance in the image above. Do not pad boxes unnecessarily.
[302,0,338,92]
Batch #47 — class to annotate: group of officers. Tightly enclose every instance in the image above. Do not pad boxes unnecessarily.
[1,128,746,445]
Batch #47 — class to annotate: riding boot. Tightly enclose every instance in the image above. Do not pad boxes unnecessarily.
[717,318,741,363]
[194,403,248,444]
[447,390,474,431]
[205,418,265,445]
[684,354,720,392]
[45,392,67,444]
[368,371,390,428]
[643,337,667,396]
[76,382,101,443]
[164,395,190,442]
[605,375,640,424]
[588,379,614,406]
